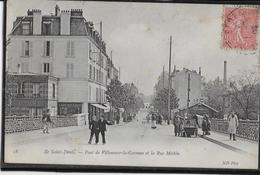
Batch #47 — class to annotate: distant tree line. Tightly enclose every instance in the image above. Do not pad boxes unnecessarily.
[202,70,259,120]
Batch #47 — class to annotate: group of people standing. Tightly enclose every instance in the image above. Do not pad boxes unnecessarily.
[88,115,113,144]
[172,111,239,140]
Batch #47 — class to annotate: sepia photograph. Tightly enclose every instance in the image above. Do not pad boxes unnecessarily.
[2,0,260,172]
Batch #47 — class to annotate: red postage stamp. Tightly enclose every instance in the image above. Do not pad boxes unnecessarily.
[222,7,258,50]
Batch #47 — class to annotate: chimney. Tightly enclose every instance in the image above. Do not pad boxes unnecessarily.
[224,61,227,86]
[71,9,83,16]
[55,5,60,16]
[32,9,42,35]
[199,67,201,75]
[60,10,70,35]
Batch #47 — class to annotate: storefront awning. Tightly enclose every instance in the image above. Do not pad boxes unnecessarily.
[91,103,107,110]
[103,104,110,113]
[90,103,111,113]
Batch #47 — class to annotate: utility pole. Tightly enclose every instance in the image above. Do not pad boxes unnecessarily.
[163,65,165,89]
[167,36,172,125]
[187,73,191,116]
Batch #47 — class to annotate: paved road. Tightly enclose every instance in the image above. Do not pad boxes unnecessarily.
[4,109,258,169]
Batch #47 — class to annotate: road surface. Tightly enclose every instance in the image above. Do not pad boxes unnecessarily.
[4,109,258,169]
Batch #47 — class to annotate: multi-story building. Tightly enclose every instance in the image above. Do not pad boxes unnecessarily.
[171,68,202,109]
[7,6,111,118]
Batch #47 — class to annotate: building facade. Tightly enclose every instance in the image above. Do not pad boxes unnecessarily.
[171,68,202,109]
[7,6,113,118]
[5,73,58,116]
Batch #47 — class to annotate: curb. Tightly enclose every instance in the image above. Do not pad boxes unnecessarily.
[199,134,257,157]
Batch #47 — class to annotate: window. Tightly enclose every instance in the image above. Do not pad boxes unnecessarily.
[17,64,21,73]
[21,62,29,73]
[52,83,55,98]
[89,43,92,60]
[43,63,50,73]
[96,88,99,102]
[66,63,74,77]
[43,41,52,57]
[93,67,95,80]
[66,41,75,57]
[89,65,92,79]
[21,41,32,57]
[101,72,103,84]
[32,83,40,95]
[42,21,51,35]
[96,69,99,82]
[22,22,30,35]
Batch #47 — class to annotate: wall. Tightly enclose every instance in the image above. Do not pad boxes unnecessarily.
[5,115,78,134]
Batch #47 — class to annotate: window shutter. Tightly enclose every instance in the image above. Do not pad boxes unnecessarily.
[41,63,44,73]
[50,41,54,57]
[66,41,70,56]
[43,41,46,56]
[66,63,69,77]
[71,41,74,56]
[89,43,91,59]
[21,41,25,57]
[29,41,33,57]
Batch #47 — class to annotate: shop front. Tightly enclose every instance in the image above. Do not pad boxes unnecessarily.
[58,102,82,115]
[88,103,110,123]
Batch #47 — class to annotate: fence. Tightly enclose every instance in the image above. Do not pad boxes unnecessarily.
[5,115,78,134]
[210,118,259,141]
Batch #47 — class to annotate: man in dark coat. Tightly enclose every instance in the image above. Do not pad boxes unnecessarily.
[42,109,51,134]
[99,116,113,144]
[88,115,100,144]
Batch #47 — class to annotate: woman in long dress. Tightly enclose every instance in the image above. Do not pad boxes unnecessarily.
[228,112,239,141]
[151,113,156,129]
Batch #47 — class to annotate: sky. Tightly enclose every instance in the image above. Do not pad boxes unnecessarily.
[6,0,260,95]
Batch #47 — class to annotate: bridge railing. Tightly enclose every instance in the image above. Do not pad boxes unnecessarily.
[5,115,78,134]
[210,118,259,141]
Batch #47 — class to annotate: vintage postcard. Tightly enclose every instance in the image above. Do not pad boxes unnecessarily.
[2,0,260,172]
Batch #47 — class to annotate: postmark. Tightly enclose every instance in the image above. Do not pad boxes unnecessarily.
[222,7,258,50]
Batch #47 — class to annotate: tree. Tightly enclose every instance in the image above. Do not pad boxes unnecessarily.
[121,83,144,115]
[229,70,258,120]
[106,78,124,109]
[202,77,225,112]
[106,80,144,117]
[152,88,179,117]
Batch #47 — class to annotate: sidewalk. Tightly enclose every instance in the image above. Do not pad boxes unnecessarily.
[198,129,258,157]
[5,122,127,145]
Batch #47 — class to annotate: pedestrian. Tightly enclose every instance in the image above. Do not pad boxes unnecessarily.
[205,115,211,135]
[228,111,239,141]
[179,118,184,137]
[192,115,199,137]
[116,114,120,124]
[202,115,207,136]
[42,109,51,134]
[99,116,113,144]
[88,115,100,144]
[173,114,181,136]
[151,113,157,129]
